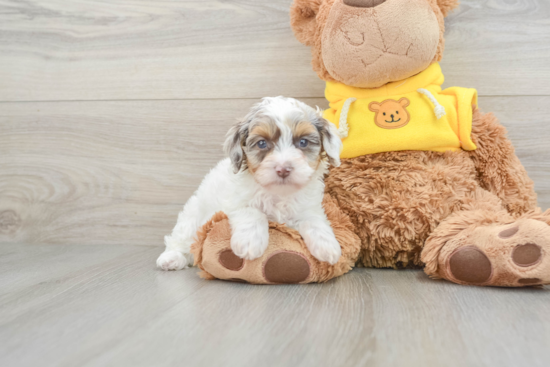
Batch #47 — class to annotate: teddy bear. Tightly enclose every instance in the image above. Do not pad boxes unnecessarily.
[191,0,550,287]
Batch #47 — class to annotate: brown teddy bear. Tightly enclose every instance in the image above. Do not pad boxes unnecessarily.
[191,0,550,287]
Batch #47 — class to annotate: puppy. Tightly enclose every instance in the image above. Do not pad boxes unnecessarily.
[156,96,343,271]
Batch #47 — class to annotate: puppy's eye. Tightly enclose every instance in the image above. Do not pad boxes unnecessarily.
[257,140,267,149]
[299,139,308,148]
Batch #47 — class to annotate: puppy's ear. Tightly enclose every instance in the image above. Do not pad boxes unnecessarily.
[223,119,249,174]
[290,0,323,46]
[436,0,459,17]
[314,116,342,167]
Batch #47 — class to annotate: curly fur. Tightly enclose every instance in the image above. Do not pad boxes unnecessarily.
[437,0,460,17]
[157,97,344,270]
[325,109,538,269]
[468,108,537,216]
[184,0,548,287]
[290,0,450,84]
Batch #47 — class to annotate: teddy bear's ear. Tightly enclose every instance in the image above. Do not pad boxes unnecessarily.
[436,0,460,17]
[369,102,381,112]
[290,0,324,46]
[398,98,410,108]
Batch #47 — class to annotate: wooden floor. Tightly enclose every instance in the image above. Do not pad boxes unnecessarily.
[1,243,549,367]
[1,0,550,366]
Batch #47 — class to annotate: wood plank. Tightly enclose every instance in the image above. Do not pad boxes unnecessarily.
[0,0,549,102]
[478,96,550,210]
[0,244,206,367]
[1,97,549,247]
[366,269,550,367]
[0,98,323,247]
[0,243,548,367]
[441,0,550,95]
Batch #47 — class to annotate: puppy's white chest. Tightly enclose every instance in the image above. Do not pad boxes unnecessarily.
[250,192,299,226]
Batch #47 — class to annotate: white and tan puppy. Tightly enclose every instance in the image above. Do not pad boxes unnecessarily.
[156,96,343,271]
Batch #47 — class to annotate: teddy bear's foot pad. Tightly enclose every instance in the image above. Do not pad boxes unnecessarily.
[216,249,311,284]
[210,247,312,284]
[511,243,542,267]
[263,251,311,284]
[218,249,244,271]
[448,246,493,284]
[441,219,550,287]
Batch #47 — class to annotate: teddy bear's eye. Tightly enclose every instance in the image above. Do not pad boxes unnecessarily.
[383,112,386,116]
[396,111,399,114]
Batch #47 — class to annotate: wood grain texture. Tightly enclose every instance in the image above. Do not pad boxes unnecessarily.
[0,98,259,246]
[441,0,550,95]
[1,1,550,366]
[0,0,549,102]
[0,243,548,367]
[1,97,550,247]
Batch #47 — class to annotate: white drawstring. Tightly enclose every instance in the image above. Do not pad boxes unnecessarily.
[418,88,446,119]
[338,97,356,138]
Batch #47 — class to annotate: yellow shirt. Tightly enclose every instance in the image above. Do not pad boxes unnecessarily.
[323,63,478,158]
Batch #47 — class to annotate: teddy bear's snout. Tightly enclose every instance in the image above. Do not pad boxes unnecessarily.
[343,0,386,8]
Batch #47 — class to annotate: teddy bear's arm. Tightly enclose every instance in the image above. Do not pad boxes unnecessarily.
[468,108,538,216]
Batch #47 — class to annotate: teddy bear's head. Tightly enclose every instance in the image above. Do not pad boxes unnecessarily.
[290,0,459,88]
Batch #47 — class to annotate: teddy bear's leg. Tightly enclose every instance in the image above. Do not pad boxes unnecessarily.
[422,188,550,287]
[468,108,538,216]
[190,195,361,284]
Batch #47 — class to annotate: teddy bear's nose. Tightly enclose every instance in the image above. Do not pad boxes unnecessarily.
[343,0,386,8]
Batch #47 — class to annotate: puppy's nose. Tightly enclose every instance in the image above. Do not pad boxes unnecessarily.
[276,166,292,178]
[343,0,386,8]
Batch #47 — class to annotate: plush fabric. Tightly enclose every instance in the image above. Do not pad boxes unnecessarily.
[195,0,550,287]
[422,209,550,287]
[323,63,478,157]
[321,0,441,88]
[290,0,448,87]
[436,0,460,17]
[191,195,361,284]
[324,108,550,286]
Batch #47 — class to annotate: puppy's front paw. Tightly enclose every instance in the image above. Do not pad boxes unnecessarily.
[156,250,190,271]
[302,229,341,265]
[230,224,269,261]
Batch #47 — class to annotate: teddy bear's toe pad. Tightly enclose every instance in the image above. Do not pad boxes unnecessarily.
[518,278,542,285]
[498,226,519,238]
[449,246,493,284]
[512,243,542,267]
[219,249,244,271]
[263,252,310,284]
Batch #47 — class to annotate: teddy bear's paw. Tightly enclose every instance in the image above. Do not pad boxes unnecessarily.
[211,248,311,284]
[194,208,360,284]
[441,219,550,287]
[156,250,192,271]
[262,251,311,284]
